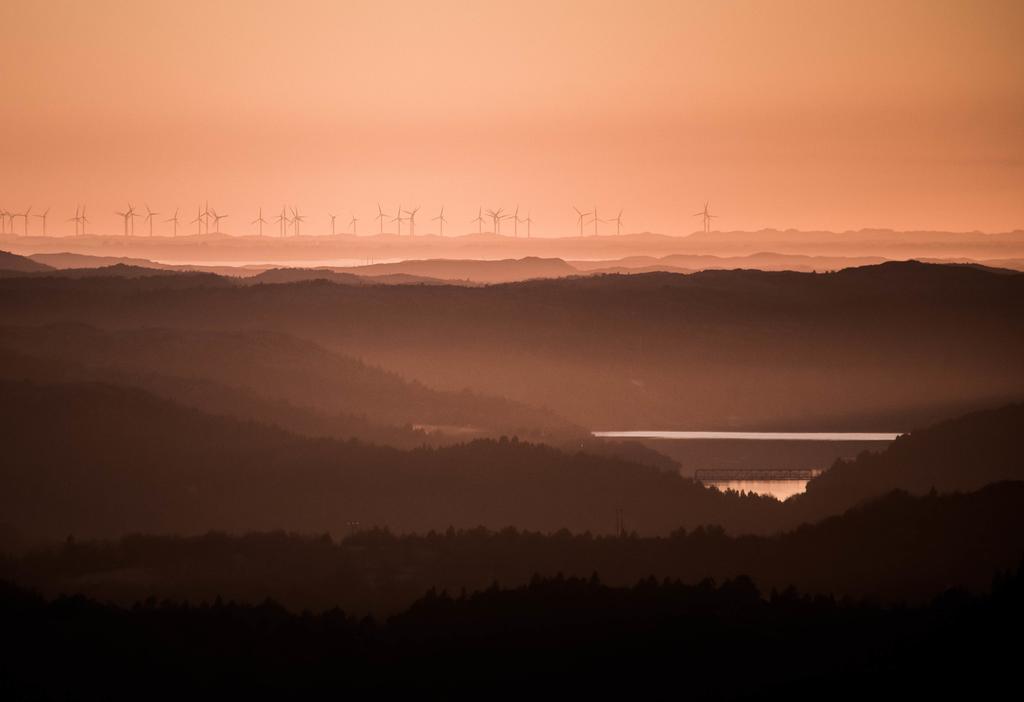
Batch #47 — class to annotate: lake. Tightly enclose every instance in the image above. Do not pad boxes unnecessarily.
[592,430,901,500]
[592,431,900,441]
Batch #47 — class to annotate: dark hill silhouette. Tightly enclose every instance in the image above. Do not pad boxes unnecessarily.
[5,484,1022,614]
[1,558,1021,698]
[0,346,436,448]
[10,227,1024,265]
[246,267,450,286]
[2,261,1018,430]
[0,250,52,273]
[28,251,256,277]
[327,256,579,283]
[3,375,1023,546]
[790,402,1024,521]
[0,324,577,442]
[0,380,780,541]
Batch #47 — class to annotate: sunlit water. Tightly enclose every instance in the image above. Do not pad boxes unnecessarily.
[592,429,901,500]
[592,430,900,441]
[705,479,809,501]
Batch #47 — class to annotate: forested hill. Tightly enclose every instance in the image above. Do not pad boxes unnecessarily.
[0,380,781,541]
[1,261,1020,430]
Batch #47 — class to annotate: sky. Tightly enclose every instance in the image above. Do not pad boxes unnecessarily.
[1,0,1022,237]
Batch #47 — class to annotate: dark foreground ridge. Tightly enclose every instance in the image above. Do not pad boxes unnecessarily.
[3,562,1022,699]
[5,483,1023,614]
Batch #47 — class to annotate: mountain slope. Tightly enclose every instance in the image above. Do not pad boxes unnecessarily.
[790,402,1024,521]
[0,380,779,541]
[0,250,52,273]
[0,324,577,442]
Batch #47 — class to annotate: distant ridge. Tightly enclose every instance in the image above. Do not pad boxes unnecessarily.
[7,228,1023,266]
[0,250,52,273]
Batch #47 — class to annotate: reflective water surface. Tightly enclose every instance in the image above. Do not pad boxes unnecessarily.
[705,479,809,501]
[592,430,900,441]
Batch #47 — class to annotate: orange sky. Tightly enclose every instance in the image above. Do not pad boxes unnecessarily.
[1,0,1022,237]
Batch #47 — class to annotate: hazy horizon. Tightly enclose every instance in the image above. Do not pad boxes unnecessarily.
[2,0,1022,237]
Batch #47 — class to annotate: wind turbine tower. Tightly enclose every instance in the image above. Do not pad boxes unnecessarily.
[68,206,81,236]
[611,209,624,235]
[127,204,140,235]
[34,207,50,236]
[375,203,387,234]
[202,201,213,235]
[432,206,447,236]
[117,205,131,236]
[391,204,405,235]
[485,207,503,235]
[251,208,267,237]
[144,205,159,236]
[349,214,359,235]
[511,205,524,237]
[573,205,590,237]
[692,201,716,233]
[166,208,180,237]
[471,207,485,234]
[404,206,420,236]
[210,209,228,234]
[275,206,290,237]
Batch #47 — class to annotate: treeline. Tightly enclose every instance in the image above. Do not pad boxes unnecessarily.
[2,562,1022,699]
[0,380,779,541]
[3,379,1024,543]
[5,483,1023,615]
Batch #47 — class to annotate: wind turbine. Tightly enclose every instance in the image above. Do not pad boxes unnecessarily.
[20,206,32,236]
[349,214,359,235]
[404,206,420,236]
[573,205,590,237]
[79,205,89,236]
[202,200,213,235]
[592,206,600,236]
[191,206,204,235]
[68,206,81,236]
[375,203,387,234]
[144,205,159,236]
[251,208,267,237]
[329,212,337,236]
[524,212,533,238]
[127,203,140,235]
[510,205,521,237]
[610,209,624,235]
[0,209,7,234]
[471,206,485,234]
[485,207,504,235]
[210,209,228,234]
[165,208,180,237]
[33,207,50,236]
[692,201,716,233]
[391,204,405,235]
[117,205,131,236]
[275,206,289,237]
[290,206,304,236]
[432,206,447,236]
